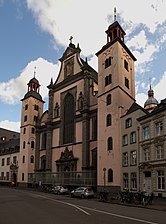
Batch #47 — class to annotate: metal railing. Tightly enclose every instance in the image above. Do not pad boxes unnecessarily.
[28,171,97,187]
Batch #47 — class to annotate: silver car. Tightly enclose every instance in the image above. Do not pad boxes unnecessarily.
[71,187,94,199]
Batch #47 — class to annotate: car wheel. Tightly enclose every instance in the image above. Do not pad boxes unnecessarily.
[81,194,85,199]
[71,193,74,198]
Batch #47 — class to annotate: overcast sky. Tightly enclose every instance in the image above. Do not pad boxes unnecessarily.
[0,0,166,132]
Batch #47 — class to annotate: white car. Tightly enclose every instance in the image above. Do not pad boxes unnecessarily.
[52,186,69,195]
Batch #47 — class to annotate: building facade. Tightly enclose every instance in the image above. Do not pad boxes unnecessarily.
[0,128,20,186]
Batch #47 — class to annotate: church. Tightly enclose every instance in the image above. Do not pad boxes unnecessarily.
[13,18,165,196]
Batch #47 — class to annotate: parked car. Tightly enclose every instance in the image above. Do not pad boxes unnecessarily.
[71,187,94,199]
[52,186,69,195]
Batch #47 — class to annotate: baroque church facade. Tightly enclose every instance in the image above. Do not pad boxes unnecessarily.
[2,19,163,196]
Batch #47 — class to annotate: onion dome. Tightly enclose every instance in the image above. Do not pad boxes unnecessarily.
[144,85,158,111]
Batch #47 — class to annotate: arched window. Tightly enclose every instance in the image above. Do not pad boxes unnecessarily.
[106,94,112,105]
[31,141,35,149]
[108,168,113,182]
[63,93,74,144]
[30,155,34,163]
[107,137,113,150]
[106,114,112,126]
[23,141,26,149]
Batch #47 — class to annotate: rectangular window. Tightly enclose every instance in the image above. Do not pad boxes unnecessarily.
[34,116,38,122]
[143,126,150,140]
[7,157,10,166]
[125,118,132,128]
[125,77,129,89]
[34,104,39,111]
[144,148,150,161]
[1,172,4,180]
[105,74,112,86]
[157,170,165,190]
[13,156,17,164]
[22,173,24,181]
[105,57,112,68]
[130,151,137,165]
[130,131,136,143]
[124,59,129,71]
[131,172,137,190]
[122,152,128,166]
[31,127,35,134]
[156,145,164,160]
[122,135,128,146]
[6,172,9,181]
[155,122,163,136]
[25,104,28,110]
[123,173,129,189]
[24,115,27,122]
[1,158,5,166]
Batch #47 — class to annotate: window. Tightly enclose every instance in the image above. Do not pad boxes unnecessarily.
[23,128,26,134]
[7,157,10,166]
[22,173,24,181]
[131,172,137,190]
[157,170,165,190]
[105,56,112,68]
[155,122,163,136]
[125,118,132,128]
[108,169,113,182]
[23,141,26,149]
[1,172,4,180]
[6,172,9,181]
[125,77,129,89]
[31,127,35,134]
[25,104,28,110]
[30,155,34,163]
[107,137,113,150]
[156,145,164,160]
[24,115,27,122]
[1,158,5,166]
[122,135,128,146]
[122,152,128,166]
[13,156,17,164]
[130,131,136,143]
[34,104,39,111]
[144,148,150,161]
[63,93,74,144]
[22,156,25,163]
[30,141,34,149]
[130,151,137,165]
[124,59,129,71]
[106,94,112,105]
[1,136,6,141]
[106,114,112,126]
[105,74,112,86]
[34,116,38,122]
[123,173,129,189]
[143,126,150,140]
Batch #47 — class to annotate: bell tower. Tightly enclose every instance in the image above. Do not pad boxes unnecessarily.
[18,71,44,186]
[96,16,136,191]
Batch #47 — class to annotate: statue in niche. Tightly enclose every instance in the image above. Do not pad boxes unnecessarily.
[54,102,60,118]
[78,91,84,111]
